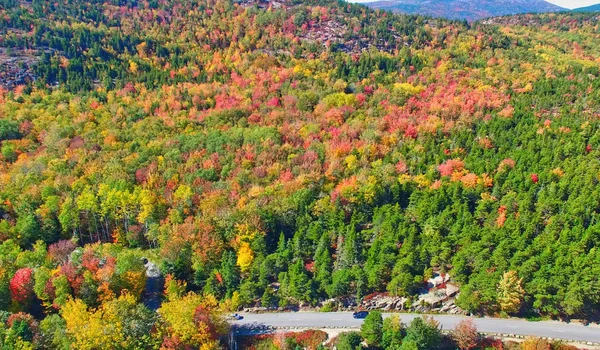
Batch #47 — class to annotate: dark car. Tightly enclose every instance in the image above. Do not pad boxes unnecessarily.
[352,311,369,319]
[228,313,244,320]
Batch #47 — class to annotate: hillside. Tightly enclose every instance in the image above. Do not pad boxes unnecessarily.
[363,0,565,21]
[574,4,600,12]
[1,0,600,348]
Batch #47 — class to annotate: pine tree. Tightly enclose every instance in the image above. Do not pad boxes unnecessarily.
[361,310,383,347]
[403,316,441,350]
[313,232,333,295]
[288,260,313,303]
[220,251,240,298]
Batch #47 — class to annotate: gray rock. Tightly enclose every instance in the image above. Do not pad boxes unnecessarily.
[144,261,161,278]
[445,284,460,297]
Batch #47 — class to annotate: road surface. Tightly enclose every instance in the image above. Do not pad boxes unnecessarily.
[232,312,600,343]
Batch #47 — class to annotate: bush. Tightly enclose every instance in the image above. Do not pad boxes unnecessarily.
[400,339,419,350]
[479,337,504,349]
[521,338,551,350]
[283,330,328,350]
[336,331,363,350]
[551,344,578,350]
[319,301,335,312]
[452,319,479,350]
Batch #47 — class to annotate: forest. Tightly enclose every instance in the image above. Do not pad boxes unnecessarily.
[1,0,600,348]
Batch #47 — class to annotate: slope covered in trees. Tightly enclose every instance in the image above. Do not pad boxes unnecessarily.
[1,0,600,346]
[363,0,565,21]
[573,4,600,12]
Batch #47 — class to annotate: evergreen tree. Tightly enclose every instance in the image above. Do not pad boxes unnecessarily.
[403,317,442,350]
[361,310,383,348]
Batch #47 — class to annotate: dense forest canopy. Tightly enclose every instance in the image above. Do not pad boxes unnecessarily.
[1,0,600,347]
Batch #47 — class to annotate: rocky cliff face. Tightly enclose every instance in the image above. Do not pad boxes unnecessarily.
[0,49,38,90]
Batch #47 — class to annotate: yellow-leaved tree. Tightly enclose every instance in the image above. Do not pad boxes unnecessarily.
[164,274,187,301]
[497,270,525,315]
[236,242,254,273]
[61,294,159,349]
[158,292,228,350]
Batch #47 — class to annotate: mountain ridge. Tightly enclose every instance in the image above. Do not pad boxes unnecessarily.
[362,0,566,21]
[573,3,600,12]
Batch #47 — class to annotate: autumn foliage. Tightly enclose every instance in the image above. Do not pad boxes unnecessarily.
[1,1,600,348]
[452,319,479,350]
[10,268,34,304]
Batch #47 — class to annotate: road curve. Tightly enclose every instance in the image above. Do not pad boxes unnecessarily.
[232,312,600,343]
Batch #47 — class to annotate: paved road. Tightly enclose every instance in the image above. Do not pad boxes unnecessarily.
[232,312,600,343]
[142,260,164,311]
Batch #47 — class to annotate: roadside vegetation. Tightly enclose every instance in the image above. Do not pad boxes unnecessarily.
[240,316,582,349]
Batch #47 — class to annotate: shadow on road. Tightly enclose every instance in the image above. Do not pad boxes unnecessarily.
[142,259,164,311]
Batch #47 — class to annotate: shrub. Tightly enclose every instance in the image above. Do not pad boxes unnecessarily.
[522,338,551,350]
[290,330,328,350]
[452,319,479,350]
[336,331,363,350]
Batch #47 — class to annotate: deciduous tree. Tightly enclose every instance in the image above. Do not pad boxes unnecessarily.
[497,271,524,315]
[452,319,478,350]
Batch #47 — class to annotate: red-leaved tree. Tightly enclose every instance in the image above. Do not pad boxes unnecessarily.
[10,268,34,304]
[531,173,539,183]
[452,319,479,350]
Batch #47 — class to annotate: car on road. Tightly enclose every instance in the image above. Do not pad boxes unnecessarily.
[228,313,244,320]
[352,311,369,319]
